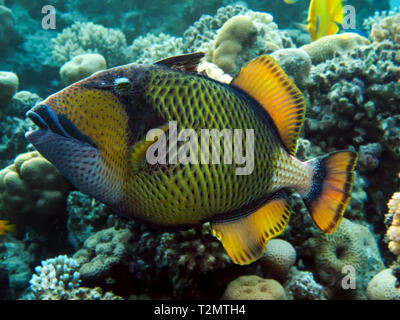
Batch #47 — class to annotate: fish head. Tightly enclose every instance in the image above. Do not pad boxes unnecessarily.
[25,64,145,207]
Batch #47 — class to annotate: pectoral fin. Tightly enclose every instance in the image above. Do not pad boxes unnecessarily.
[128,123,169,173]
[211,192,291,265]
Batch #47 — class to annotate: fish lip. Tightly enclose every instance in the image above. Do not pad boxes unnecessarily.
[26,103,72,139]
[26,109,48,130]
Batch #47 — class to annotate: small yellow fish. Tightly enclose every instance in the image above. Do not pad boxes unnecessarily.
[0,220,15,235]
[284,0,299,4]
[307,0,344,41]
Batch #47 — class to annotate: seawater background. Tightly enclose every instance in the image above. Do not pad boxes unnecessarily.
[0,0,399,300]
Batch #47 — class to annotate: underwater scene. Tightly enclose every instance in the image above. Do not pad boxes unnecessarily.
[1,0,400,302]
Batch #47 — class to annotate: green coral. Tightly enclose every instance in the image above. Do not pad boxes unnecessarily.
[308,218,384,299]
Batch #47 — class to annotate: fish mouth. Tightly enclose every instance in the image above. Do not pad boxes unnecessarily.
[26,103,71,138]
[25,103,97,148]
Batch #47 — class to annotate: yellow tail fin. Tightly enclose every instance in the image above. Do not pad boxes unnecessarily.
[302,151,358,234]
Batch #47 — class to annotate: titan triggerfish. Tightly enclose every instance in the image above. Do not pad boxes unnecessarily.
[25,53,358,265]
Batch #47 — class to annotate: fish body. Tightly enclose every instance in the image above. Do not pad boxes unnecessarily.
[307,0,344,40]
[0,220,15,235]
[284,0,299,4]
[26,53,357,265]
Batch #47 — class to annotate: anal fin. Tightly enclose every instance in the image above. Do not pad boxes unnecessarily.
[211,192,291,265]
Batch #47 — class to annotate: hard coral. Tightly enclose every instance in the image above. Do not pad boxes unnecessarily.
[300,33,370,65]
[222,275,286,300]
[0,151,71,234]
[60,53,106,85]
[308,218,384,299]
[386,192,400,255]
[366,268,400,300]
[370,13,400,44]
[27,254,123,300]
[73,227,133,283]
[0,72,18,110]
[182,3,248,53]
[260,239,296,282]
[212,15,257,74]
[284,268,326,300]
[52,22,128,67]
[271,48,312,88]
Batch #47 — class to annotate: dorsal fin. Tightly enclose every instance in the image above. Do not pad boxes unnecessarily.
[231,55,306,156]
[155,52,205,73]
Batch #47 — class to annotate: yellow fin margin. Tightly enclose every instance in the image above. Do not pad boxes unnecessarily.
[211,192,291,265]
[306,151,358,234]
[231,55,306,155]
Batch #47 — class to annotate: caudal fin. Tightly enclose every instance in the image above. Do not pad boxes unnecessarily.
[302,151,358,234]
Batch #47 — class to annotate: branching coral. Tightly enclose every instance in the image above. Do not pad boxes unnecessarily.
[27,255,122,300]
[386,191,400,255]
[52,22,128,67]
[128,33,184,65]
[369,12,400,44]
[182,3,248,53]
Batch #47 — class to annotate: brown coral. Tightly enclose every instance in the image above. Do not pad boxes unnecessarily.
[222,275,286,300]
[301,33,370,65]
[0,151,71,233]
[212,15,257,74]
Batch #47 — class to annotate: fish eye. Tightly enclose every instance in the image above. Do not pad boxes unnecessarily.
[114,77,132,94]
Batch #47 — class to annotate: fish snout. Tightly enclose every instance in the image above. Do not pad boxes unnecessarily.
[26,103,71,138]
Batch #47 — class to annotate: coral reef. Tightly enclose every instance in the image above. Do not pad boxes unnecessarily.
[0,236,34,299]
[0,71,18,111]
[369,12,400,44]
[222,275,286,300]
[260,239,296,282]
[27,254,123,300]
[300,33,371,65]
[210,10,294,75]
[73,227,133,283]
[212,15,257,74]
[128,33,184,65]
[51,22,128,67]
[0,0,397,302]
[284,268,327,300]
[66,191,112,249]
[307,218,385,299]
[386,191,400,256]
[366,268,400,300]
[270,48,312,88]
[60,53,106,85]
[182,3,248,53]
[0,151,72,235]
